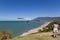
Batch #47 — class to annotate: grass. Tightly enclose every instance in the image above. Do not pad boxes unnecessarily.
[11,31,60,40]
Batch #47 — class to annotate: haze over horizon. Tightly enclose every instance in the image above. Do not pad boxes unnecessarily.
[0,0,60,20]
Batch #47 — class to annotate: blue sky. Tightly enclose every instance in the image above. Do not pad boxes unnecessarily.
[0,0,60,20]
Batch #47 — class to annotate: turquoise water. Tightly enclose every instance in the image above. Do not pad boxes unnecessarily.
[0,21,45,37]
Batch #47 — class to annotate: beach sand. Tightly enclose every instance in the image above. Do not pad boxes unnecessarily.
[20,22,51,37]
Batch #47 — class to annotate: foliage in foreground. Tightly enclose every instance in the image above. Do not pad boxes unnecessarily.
[38,21,60,32]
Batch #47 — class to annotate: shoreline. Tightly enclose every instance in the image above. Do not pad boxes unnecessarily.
[20,22,51,37]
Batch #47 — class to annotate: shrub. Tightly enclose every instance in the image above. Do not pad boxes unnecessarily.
[38,21,60,32]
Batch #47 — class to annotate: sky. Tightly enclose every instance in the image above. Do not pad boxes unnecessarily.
[0,0,60,20]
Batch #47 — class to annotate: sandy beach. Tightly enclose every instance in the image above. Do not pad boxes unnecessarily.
[20,22,51,36]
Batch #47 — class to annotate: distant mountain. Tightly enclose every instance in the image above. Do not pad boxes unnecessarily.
[32,17,60,22]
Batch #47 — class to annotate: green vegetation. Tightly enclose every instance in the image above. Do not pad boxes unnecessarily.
[38,21,60,32]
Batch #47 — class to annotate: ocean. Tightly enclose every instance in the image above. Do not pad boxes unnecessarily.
[0,21,45,37]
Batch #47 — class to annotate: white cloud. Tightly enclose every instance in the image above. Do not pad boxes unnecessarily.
[25,18,33,20]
